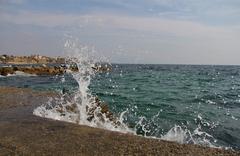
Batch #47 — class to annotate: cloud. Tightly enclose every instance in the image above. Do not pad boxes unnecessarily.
[1,0,240,25]
[1,10,239,39]
[0,11,111,28]
[0,0,26,5]
[1,1,240,64]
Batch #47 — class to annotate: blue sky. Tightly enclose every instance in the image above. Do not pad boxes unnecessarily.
[1,0,240,64]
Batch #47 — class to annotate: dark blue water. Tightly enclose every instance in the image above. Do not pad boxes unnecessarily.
[1,64,240,149]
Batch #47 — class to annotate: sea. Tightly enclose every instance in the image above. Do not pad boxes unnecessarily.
[1,63,240,150]
[0,42,240,150]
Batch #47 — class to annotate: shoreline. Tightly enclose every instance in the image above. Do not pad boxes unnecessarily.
[0,87,239,155]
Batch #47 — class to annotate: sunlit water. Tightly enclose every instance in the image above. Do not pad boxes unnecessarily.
[1,44,240,150]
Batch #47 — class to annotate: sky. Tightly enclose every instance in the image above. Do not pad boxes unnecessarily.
[0,0,240,64]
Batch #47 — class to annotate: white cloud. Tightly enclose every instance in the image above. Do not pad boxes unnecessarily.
[0,0,26,5]
[1,10,239,39]
[1,10,240,64]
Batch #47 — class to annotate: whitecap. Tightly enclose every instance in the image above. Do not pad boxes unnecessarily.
[33,38,133,134]
[7,71,37,77]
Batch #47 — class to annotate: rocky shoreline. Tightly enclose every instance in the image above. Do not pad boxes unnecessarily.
[0,87,239,155]
[0,64,111,76]
[0,65,77,76]
[0,54,64,64]
[0,55,111,76]
[0,54,69,76]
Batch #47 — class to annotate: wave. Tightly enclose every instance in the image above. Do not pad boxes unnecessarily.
[33,38,223,149]
[161,125,217,148]
[33,39,132,133]
[4,71,37,77]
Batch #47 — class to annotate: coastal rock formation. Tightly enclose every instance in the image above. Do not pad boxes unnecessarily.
[0,54,65,64]
[0,66,66,76]
[0,67,15,76]
[0,55,112,76]
[87,97,117,125]
[0,64,111,76]
[0,54,111,70]
[55,95,118,126]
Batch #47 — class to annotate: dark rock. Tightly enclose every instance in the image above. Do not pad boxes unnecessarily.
[0,65,70,76]
[0,67,14,76]
[12,66,18,71]
[66,104,78,113]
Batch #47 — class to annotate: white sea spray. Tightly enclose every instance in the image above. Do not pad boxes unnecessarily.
[33,39,132,133]
[7,71,37,77]
[32,38,224,149]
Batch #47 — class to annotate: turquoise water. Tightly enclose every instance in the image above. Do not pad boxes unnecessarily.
[1,64,240,149]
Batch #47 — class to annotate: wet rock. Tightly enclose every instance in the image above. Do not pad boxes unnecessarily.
[85,97,119,126]
[12,66,19,71]
[69,65,79,72]
[0,67,14,76]
[100,103,114,121]
[66,104,78,113]
[48,68,56,75]
[91,64,112,72]
[0,65,68,76]
[100,103,109,114]
[59,95,117,125]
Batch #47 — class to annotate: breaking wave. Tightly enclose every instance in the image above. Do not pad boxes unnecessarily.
[33,39,131,133]
[33,39,222,148]
[0,71,37,77]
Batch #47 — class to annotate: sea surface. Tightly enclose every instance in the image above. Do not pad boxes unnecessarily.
[1,64,240,150]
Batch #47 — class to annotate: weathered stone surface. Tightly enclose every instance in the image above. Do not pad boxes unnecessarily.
[0,87,55,110]
[0,87,239,156]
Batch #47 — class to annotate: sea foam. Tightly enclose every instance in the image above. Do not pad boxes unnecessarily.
[33,39,220,148]
[33,39,132,133]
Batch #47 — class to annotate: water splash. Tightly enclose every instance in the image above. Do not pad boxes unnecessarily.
[132,111,219,148]
[33,39,222,149]
[161,125,194,144]
[2,71,37,77]
[33,39,131,133]
[161,125,218,148]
